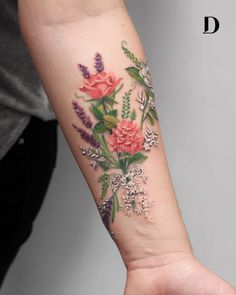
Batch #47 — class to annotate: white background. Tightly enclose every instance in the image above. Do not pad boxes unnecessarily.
[2,0,236,294]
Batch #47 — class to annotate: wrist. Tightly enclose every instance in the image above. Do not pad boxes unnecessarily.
[125,248,194,272]
[114,220,193,271]
[111,197,193,270]
[122,237,193,271]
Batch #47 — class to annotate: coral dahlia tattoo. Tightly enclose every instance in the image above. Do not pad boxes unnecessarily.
[72,41,159,239]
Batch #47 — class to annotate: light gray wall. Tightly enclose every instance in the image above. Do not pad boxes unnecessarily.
[2,0,236,294]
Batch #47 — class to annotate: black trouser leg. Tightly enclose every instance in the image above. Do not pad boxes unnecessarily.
[0,117,58,288]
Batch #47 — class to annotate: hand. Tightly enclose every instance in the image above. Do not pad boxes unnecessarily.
[124,256,236,295]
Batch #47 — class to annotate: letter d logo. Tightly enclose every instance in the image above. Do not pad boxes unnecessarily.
[203,16,220,34]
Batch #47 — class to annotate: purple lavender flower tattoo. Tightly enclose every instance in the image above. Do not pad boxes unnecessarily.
[97,198,113,229]
[72,101,92,129]
[78,64,90,79]
[72,124,100,148]
[94,52,104,73]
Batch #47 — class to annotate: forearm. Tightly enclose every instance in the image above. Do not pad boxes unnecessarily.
[19,0,192,270]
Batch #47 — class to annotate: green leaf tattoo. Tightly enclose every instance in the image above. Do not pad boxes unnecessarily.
[98,173,110,200]
[121,40,141,67]
[125,67,145,84]
[122,89,132,119]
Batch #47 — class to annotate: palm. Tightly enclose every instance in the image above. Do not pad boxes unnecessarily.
[124,258,236,295]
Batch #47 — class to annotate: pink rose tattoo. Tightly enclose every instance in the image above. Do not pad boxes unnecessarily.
[79,71,122,99]
[72,42,159,239]
[108,119,144,154]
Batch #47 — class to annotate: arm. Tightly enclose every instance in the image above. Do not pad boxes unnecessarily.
[18,1,235,294]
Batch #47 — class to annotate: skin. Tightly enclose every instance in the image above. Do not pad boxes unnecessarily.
[18,0,236,293]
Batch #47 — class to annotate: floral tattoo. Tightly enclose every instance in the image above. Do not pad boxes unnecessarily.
[72,41,159,239]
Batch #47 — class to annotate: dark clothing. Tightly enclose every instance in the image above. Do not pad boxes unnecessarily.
[0,0,58,288]
[0,117,57,287]
[0,0,55,160]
